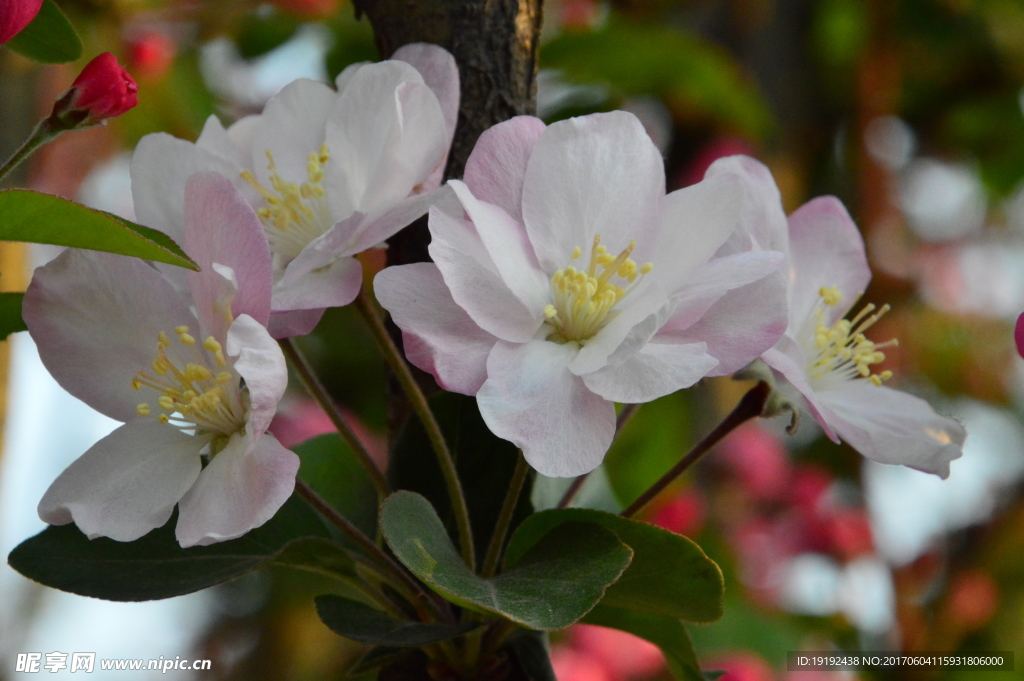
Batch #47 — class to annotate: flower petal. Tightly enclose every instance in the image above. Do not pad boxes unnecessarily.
[375,263,497,395]
[568,280,669,375]
[427,205,540,343]
[196,114,246,166]
[450,180,549,314]
[226,314,287,438]
[184,172,273,333]
[342,185,457,256]
[392,42,459,192]
[788,196,871,328]
[24,249,195,423]
[38,421,202,542]
[704,155,790,255]
[651,173,743,293]
[818,384,965,478]
[273,254,362,312]
[478,340,615,477]
[325,60,447,219]
[464,116,547,222]
[268,308,325,339]
[761,337,840,442]
[582,341,717,403]
[247,78,337,188]
[521,111,665,271]
[175,431,299,547]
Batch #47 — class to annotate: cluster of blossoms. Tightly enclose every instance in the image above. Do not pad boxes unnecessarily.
[25,45,965,547]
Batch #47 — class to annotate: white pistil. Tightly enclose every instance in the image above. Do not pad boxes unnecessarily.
[544,234,653,344]
[133,327,246,440]
[805,286,898,390]
[240,145,333,261]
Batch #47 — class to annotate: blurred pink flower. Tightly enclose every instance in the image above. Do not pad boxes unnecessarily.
[649,490,705,537]
[719,423,791,502]
[571,624,664,679]
[0,0,42,44]
[128,31,176,80]
[705,651,776,681]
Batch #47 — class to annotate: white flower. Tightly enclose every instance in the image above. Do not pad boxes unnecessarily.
[375,112,785,477]
[25,174,297,546]
[737,162,967,478]
[130,44,459,337]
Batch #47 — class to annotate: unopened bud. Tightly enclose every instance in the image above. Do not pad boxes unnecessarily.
[51,52,138,128]
[0,0,43,45]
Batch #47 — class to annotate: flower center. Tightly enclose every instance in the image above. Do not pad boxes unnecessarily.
[805,286,898,390]
[543,235,653,344]
[240,145,333,261]
[132,326,247,441]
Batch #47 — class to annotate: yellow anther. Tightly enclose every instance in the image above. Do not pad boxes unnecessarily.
[178,333,195,346]
[820,286,842,307]
[131,378,141,390]
[158,395,175,411]
[159,414,170,424]
[158,331,170,346]
[136,403,151,417]
[174,326,190,335]
[544,304,558,319]
[808,287,898,388]
[203,337,222,353]
[216,372,233,385]
[571,246,581,259]
[151,358,168,376]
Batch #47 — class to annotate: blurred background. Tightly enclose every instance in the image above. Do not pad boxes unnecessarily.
[2,0,1024,679]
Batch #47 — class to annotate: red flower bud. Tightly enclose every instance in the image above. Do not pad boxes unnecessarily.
[0,0,43,44]
[53,52,138,127]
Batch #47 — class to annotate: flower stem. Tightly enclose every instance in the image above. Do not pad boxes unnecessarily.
[293,478,447,622]
[480,453,530,579]
[355,288,476,572]
[0,118,59,184]
[557,402,642,509]
[621,382,771,518]
[280,338,389,498]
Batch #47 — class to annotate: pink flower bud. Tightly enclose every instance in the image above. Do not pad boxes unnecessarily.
[54,52,138,126]
[0,0,43,44]
[1016,311,1024,359]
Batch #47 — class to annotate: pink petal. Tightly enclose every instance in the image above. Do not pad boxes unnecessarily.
[226,314,287,438]
[478,340,616,477]
[450,180,549,314]
[582,341,717,403]
[24,249,195,423]
[427,205,540,343]
[175,432,299,547]
[704,155,790,255]
[464,116,547,222]
[761,337,840,443]
[268,308,326,339]
[788,196,871,328]
[375,263,497,395]
[392,43,460,192]
[38,421,202,542]
[184,172,273,335]
[818,384,965,478]
[521,111,665,272]
[273,254,362,312]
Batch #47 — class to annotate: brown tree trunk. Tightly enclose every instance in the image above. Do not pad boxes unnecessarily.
[353,0,543,266]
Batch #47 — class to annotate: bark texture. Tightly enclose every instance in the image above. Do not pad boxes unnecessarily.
[353,0,543,266]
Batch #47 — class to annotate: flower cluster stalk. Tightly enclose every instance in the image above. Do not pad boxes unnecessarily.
[280,338,390,498]
[355,288,476,572]
[621,381,771,518]
[480,452,530,579]
[0,118,55,183]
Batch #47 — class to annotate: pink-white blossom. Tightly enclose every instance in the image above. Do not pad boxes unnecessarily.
[130,44,459,338]
[24,173,297,547]
[730,161,967,478]
[375,112,786,477]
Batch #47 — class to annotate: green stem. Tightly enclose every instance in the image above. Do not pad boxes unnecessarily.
[557,402,641,509]
[293,478,446,622]
[280,338,390,498]
[480,453,530,579]
[355,289,476,572]
[621,382,770,518]
[0,118,59,184]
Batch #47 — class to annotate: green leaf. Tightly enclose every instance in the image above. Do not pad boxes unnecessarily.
[294,433,378,538]
[582,605,703,681]
[505,509,723,623]
[380,491,632,630]
[8,495,332,601]
[349,646,407,675]
[315,594,480,646]
[0,191,198,270]
[0,292,26,339]
[4,0,82,64]
[703,673,726,680]
[541,19,772,139]
[235,10,300,60]
[507,630,556,681]
[272,536,359,583]
[389,393,533,560]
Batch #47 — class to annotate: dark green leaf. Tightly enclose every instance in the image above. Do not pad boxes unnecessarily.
[0,292,26,339]
[348,646,407,675]
[0,191,198,270]
[582,605,703,681]
[273,536,358,583]
[315,594,480,646]
[4,0,82,64]
[507,630,556,681]
[294,433,378,538]
[505,509,723,623]
[380,491,632,630]
[389,392,532,560]
[703,673,726,680]
[8,495,331,601]
[235,10,299,60]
